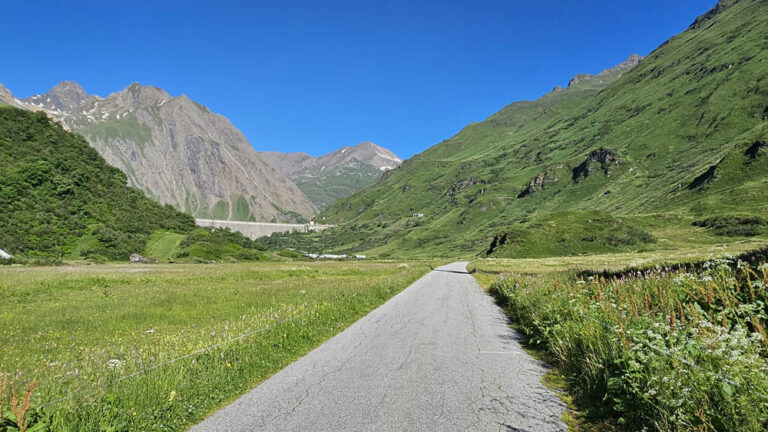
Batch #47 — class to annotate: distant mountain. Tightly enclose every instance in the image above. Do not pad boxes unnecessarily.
[306,0,768,258]
[24,81,96,112]
[259,142,402,209]
[1,82,316,222]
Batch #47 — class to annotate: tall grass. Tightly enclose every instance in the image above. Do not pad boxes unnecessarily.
[490,252,768,431]
[0,261,431,431]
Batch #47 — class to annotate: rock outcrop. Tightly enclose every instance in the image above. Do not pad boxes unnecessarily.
[572,148,622,182]
[518,171,559,198]
[746,141,768,159]
[568,54,643,88]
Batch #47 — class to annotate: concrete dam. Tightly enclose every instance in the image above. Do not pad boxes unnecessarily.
[196,219,332,240]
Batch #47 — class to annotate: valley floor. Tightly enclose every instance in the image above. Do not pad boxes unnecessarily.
[1,241,765,431]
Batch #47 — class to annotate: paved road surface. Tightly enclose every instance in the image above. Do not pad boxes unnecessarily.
[191,262,566,432]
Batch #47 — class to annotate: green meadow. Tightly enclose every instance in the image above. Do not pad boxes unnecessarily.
[0,261,433,431]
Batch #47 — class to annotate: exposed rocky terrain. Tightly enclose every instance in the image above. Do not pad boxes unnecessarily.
[1,82,316,222]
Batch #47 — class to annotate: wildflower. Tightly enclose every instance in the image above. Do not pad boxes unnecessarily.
[106,359,122,368]
[169,391,177,403]
[226,363,232,368]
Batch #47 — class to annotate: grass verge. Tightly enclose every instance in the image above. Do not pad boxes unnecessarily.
[473,246,768,431]
[470,247,768,432]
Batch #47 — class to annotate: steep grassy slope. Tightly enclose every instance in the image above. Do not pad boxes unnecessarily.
[304,0,768,258]
[0,107,267,262]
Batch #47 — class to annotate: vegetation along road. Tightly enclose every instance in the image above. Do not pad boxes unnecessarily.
[191,262,565,431]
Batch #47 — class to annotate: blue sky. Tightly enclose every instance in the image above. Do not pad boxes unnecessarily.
[2,1,714,159]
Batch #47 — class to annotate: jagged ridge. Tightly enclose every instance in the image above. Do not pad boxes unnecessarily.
[2,82,317,222]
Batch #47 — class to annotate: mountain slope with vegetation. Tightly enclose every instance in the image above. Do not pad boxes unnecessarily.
[1,82,316,222]
[298,0,768,258]
[259,142,402,209]
[0,107,267,262]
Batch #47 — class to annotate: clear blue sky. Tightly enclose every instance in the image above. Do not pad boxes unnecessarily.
[1,0,715,159]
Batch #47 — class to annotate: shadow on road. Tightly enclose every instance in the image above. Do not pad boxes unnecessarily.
[433,269,470,275]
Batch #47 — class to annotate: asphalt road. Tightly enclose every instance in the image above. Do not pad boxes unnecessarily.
[190,262,566,432]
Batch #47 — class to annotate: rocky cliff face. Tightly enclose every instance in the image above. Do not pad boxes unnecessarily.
[2,82,316,222]
[260,142,402,209]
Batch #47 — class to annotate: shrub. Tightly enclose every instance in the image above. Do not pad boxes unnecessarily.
[693,215,768,237]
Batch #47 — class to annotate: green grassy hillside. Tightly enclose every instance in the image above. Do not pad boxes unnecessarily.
[0,108,266,262]
[299,0,768,258]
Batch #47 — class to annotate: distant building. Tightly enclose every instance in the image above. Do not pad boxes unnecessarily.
[0,248,12,259]
[355,254,367,259]
[413,213,424,218]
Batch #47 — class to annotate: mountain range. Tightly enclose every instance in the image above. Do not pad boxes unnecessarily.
[286,0,768,258]
[0,82,400,222]
[2,82,315,222]
[259,142,402,209]
[3,0,766,261]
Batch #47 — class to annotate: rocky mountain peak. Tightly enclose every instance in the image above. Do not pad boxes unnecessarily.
[51,81,87,98]
[344,142,402,170]
[116,82,171,109]
[567,54,643,88]
[24,81,90,112]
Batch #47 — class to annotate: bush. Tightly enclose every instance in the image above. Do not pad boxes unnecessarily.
[176,228,267,262]
[693,215,768,237]
[277,249,305,259]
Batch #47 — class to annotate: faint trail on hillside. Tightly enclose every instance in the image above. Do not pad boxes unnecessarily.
[191,262,566,432]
